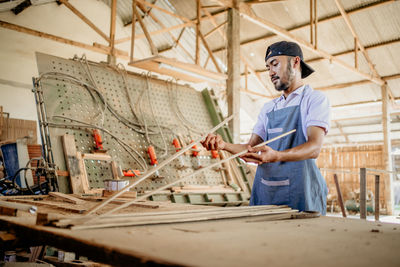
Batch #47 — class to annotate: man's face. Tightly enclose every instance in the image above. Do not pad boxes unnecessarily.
[265,55,295,91]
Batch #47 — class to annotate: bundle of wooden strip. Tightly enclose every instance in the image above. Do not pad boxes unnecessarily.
[50,205,298,230]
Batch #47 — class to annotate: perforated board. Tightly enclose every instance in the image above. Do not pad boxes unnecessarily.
[35,52,224,193]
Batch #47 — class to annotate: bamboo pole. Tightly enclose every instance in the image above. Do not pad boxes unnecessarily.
[101,129,296,216]
[85,114,235,215]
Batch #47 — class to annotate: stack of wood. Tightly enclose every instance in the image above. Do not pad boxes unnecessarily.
[0,165,4,179]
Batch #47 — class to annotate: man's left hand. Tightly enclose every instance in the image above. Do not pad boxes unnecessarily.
[240,145,279,164]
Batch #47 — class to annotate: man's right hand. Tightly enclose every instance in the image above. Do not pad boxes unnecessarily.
[201,133,226,151]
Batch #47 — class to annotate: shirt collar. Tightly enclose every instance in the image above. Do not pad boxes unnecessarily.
[274,85,306,103]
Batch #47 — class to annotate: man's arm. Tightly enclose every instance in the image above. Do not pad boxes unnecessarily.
[240,126,325,164]
[201,133,263,154]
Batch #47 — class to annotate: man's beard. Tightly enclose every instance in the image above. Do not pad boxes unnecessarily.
[274,62,295,92]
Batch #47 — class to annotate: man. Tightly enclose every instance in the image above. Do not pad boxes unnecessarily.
[201,41,330,215]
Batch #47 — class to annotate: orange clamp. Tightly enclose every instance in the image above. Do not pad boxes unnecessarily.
[147,146,158,165]
[172,138,181,152]
[190,140,199,157]
[211,150,219,159]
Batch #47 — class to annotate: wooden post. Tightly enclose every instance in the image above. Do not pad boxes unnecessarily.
[130,0,137,63]
[333,173,346,217]
[310,0,313,45]
[360,167,367,219]
[314,0,318,49]
[108,0,117,65]
[196,0,201,65]
[375,174,380,221]
[381,84,393,215]
[227,0,240,143]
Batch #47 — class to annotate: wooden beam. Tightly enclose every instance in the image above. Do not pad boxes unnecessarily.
[0,20,111,55]
[134,7,158,55]
[128,56,227,83]
[115,22,191,44]
[130,0,136,63]
[252,38,400,73]
[227,0,241,143]
[204,20,227,38]
[334,0,383,83]
[234,2,384,86]
[315,72,400,91]
[136,0,192,23]
[381,84,393,215]
[212,0,395,53]
[139,4,194,63]
[108,0,117,64]
[59,0,110,43]
[199,31,221,73]
[196,0,201,65]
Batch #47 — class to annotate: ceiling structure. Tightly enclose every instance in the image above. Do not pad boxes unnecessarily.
[0,0,399,146]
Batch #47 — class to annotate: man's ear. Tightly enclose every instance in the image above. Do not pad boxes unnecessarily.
[293,56,301,68]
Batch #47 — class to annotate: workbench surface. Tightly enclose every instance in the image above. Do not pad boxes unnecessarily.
[0,210,399,267]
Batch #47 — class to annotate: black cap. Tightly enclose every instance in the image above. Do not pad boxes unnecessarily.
[265,41,315,78]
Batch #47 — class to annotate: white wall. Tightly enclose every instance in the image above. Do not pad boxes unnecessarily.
[0,0,130,142]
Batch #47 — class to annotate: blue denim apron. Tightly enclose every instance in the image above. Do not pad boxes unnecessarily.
[249,91,328,215]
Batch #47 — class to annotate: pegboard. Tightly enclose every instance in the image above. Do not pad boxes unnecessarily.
[35,52,225,193]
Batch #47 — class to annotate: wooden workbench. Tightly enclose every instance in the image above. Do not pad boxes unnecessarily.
[0,205,399,267]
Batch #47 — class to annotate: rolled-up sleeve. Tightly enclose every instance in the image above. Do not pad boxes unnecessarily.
[305,91,330,134]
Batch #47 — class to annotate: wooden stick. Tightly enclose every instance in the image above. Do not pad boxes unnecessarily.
[333,173,346,217]
[375,174,380,221]
[0,200,37,214]
[57,205,289,226]
[59,0,110,42]
[71,209,298,230]
[84,114,235,215]
[100,129,296,216]
[48,192,85,205]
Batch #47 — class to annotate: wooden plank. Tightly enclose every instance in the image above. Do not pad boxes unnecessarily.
[111,161,119,179]
[11,199,87,214]
[82,153,112,161]
[59,0,110,42]
[62,134,84,194]
[70,209,298,230]
[0,20,110,55]
[49,192,85,205]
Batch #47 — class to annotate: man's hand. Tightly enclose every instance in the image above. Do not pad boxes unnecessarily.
[240,145,279,164]
[201,133,226,151]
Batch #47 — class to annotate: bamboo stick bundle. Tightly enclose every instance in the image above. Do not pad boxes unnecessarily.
[92,129,296,218]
